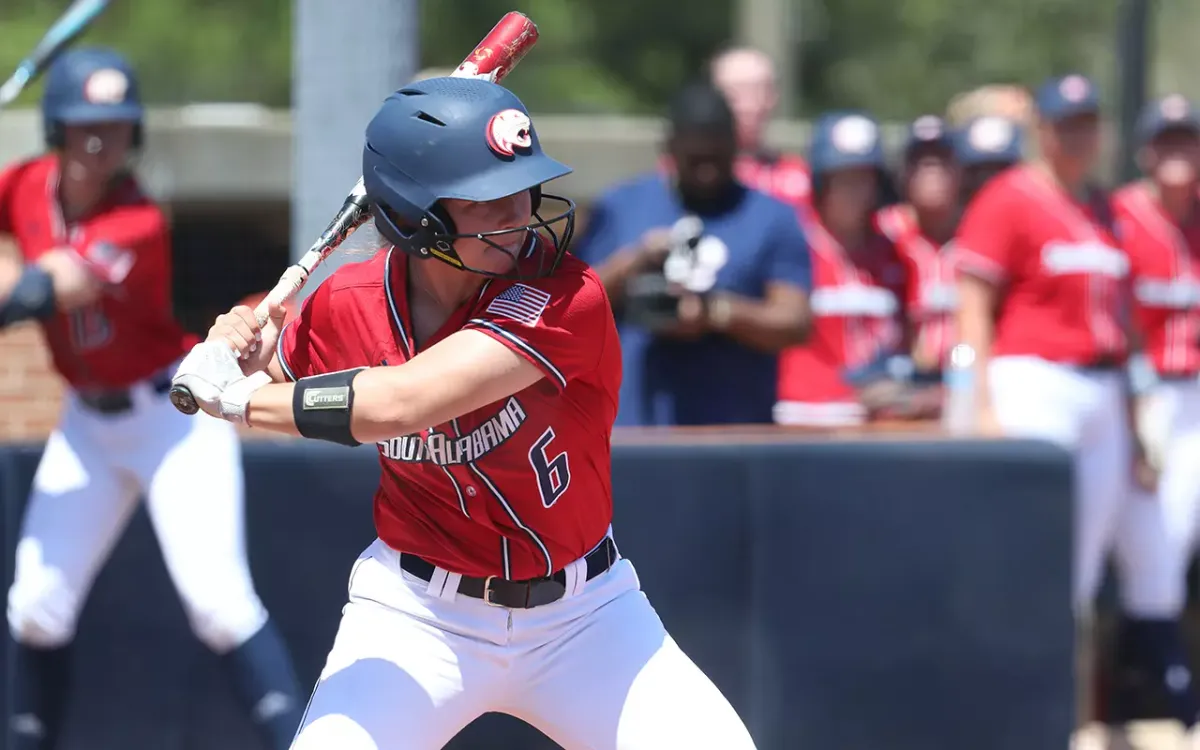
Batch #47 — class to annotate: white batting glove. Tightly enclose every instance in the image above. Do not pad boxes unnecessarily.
[217,370,273,425]
[172,342,270,424]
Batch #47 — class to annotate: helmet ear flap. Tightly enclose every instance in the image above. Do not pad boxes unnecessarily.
[430,202,457,236]
[531,185,543,214]
[45,120,63,149]
[371,198,457,260]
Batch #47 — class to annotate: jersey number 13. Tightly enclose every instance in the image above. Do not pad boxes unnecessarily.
[67,304,113,352]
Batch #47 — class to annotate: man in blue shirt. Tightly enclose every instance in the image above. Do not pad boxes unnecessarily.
[574,81,813,426]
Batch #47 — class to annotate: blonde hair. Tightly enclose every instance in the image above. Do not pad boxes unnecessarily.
[946,84,1034,128]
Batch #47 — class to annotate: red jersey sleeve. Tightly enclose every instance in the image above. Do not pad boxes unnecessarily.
[465,266,609,392]
[276,278,339,381]
[0,162,22,235]
[954,178,1022,284]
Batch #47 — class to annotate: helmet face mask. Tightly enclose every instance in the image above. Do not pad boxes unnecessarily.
[362,77,576,281]
[370,190,576,280]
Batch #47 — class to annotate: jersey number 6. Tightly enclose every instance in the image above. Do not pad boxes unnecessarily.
[529,426,570,508]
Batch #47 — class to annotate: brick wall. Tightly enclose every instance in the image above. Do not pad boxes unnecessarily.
[0,323,63,441]
[0,237,62,441]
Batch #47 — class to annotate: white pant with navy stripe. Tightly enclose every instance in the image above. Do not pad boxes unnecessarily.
[289,538,756,749]
[1114,381,1200,617]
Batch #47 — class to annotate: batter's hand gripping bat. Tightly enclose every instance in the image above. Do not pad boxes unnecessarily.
[0,0,111,110]
[168,11,540,416]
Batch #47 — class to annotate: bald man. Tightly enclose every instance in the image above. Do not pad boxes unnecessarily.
[710,46,812,215]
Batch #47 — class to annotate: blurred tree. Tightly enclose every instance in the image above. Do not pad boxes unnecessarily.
[0,0,291,106]
[0,0,1128,118]
[798,0,1119,118]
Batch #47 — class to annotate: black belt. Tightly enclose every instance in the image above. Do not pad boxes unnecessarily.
[399,537,618,609]
[1158,371,1200,383]
[910,369,944,386]
[78,370,173,415]
[1076,356,1123,373]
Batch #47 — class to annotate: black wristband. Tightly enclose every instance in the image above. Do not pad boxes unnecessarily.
[0,266,56,328]
[292,367,367,447]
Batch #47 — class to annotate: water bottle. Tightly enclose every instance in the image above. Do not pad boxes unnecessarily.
[942,343,977,435]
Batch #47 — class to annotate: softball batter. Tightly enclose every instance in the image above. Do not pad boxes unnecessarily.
[173,77,757,749]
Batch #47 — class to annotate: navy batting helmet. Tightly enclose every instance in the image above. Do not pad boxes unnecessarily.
[808,110,897,206]
[41,47,144,149]
[954,116,1024,167]
[1136,94,1200,147]
[903,115,953,160]
[362,77,575,278]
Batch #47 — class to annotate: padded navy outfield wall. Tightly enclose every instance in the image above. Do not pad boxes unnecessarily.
[0,434,1073,750]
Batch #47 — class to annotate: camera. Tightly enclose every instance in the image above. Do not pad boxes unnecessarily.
[625,216,719,332]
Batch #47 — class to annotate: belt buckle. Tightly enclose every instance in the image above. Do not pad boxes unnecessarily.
[482,575,503,607]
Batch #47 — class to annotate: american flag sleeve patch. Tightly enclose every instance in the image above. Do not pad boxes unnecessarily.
[485,284,552,326]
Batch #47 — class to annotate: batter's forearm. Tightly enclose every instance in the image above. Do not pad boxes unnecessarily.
[245,383,302,437]
[266,353,290,384]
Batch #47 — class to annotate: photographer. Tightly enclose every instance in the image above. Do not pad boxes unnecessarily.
[574,81,812,426]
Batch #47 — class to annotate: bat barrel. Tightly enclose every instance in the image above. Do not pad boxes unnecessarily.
[454,12,538,83]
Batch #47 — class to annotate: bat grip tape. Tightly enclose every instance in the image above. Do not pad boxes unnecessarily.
[293,367,368,447]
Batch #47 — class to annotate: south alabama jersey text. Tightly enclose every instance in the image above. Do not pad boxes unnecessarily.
[377,397,527,465]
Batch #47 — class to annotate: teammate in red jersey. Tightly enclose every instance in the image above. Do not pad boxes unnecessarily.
[953,74,1151,750]
[875,115,961,382]
[173,77,757,749]
[0,48,301,750]
[710,46,812,214]
[774,111,912,427]
[1108,94,1200,746]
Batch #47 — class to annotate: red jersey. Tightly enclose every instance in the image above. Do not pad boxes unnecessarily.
[775,216,909,425]
[1113,182,1200,377]
[875,204,957,371]
[0,155,196,389]
[734,151,812,215]
[954,165,1128,364]
[277,246,622,580]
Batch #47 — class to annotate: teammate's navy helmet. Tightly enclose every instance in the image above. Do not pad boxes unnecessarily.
[903,115,953,160]
[1136,94,1200,146]
[362,77,576,279]
[808,111,897,205]
[41,47,144,148]
[808,111,886,178]
[954,116,1024,167]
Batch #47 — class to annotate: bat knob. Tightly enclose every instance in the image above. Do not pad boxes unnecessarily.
[168,385,200,415]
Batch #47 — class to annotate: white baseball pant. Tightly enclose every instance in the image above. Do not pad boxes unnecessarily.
[1113,381,1200,618]
[289,537,757,750]
[7,379,268,653]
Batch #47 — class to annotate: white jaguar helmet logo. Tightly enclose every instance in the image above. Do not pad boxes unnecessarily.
[485,108,533,157]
